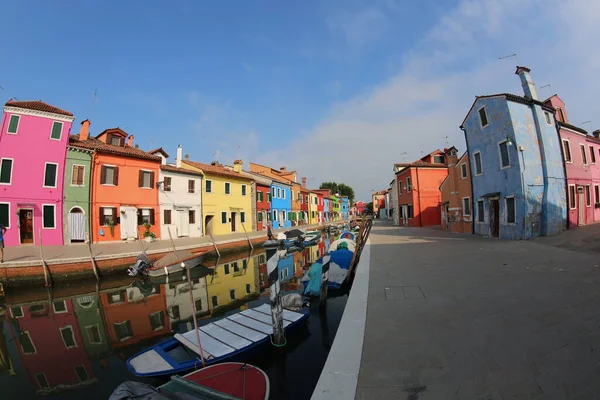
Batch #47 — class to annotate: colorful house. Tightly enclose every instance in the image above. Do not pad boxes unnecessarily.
[461,66,567,239]
[64,122,93,244]
[308,192,318,224]
[300,179,310,224]
[151,146,203,239]
[331,195,341,220]
[339,196,349,220]
[229,167,271,232]
[205,253,258,314]
[372,190,387,219]
[290,181,302,226]
[181,159,254,236]
[0,100,75,246]
[268,179,292,229]
[353,200,367,216]
[315,191,325,222]
[164,276,209,331]
[323,196,330,222]
[70,125,161,243]
[439,147,473,234]
[394,150,448,227]
[72,294,111,360]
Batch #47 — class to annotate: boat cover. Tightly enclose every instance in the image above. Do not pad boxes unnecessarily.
[302,248,355,295]
[109,381,199,400]
[329,238,356,252]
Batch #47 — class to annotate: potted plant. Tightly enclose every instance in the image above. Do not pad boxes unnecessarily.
[107,219,116,237]
[143,222,156,243]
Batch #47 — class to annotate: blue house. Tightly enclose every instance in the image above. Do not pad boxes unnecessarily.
[278,253,294,283]
[270,179,292,229]
[323,197,330,222]
[340,196,349,220]
[461,66,567,240]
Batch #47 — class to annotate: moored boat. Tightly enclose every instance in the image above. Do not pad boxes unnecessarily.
[147,250,206,277]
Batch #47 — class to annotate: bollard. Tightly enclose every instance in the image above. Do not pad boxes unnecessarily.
[265,240,285,346]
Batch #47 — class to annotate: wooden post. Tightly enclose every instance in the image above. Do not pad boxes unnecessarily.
[208,232,220,258]
[86,232,100,280]
[319,254,331,307]
[345,217,370,283]
[38,229,51,287]
[265,241,285,345]
[166,227,181,276]
[186,255,206,367]
[241,222,253,250]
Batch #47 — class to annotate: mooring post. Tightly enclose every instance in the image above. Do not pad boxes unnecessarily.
[86,232,100,280]
[241,222,253,250]
[265,240,285,345]
[319,254,331,307]
[208,232,220,258]
[38,229,51,287]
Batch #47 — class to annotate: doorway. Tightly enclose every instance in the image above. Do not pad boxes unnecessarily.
[444,205,450,231]
[19,209,34,244]
[120,206,137,240]
[577,186,585,226]
[68,207,86,242]
[177,209,189,237]
[230,212,237,232]
[490,199,500,238]
[205,215,214,236]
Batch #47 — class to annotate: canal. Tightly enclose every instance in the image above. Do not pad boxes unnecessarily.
[0,233,349,400]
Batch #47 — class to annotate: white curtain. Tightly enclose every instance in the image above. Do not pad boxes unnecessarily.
[69,213,86,241]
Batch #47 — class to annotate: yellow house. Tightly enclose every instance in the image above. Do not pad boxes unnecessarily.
[308,192,318,224]
[182,159,254,236]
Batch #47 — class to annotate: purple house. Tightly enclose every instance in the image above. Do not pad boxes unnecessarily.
[0,100,75,247]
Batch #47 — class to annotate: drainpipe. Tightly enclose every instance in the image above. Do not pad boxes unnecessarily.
[460,126,476,235]
[415,166,423,227]
[199,174,204,236]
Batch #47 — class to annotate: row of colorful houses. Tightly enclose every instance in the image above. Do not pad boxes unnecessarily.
[0,101,349,247]
[384,66,600,240]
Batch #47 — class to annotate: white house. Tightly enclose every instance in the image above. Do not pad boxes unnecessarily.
[390,178,399,224]
[151,146,203,239]
[165,277,210,329]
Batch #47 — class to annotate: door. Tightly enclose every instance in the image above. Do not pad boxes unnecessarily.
[205,215,214,236]
[178,210,189,237]
[120,207,137,240]
[577,186,585,226]
[231,212,236,232]
[490,199,500,238]
[19,209,34,244]
[68,208,86,242]
[444,205,450,231]
[279,211,285,227]
[402,205,408,225]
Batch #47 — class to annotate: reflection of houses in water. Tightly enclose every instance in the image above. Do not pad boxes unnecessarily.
[254,252,268,291]
[293,251,304,277]
[278,253,294,283]
[0,311,16,376]
[100,284,169,348]
[73,294,111,360]
[164,276,209,330]
[5,300,96,394]
[205,252,259,313]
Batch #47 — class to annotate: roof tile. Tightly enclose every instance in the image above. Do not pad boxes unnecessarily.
[182,160,253,181]
[5,100,73,116]
[69,134,161,162]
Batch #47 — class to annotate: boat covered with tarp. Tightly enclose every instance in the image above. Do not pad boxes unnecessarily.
[301,242,355,296]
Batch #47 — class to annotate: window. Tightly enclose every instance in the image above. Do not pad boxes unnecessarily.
[163,177,171,191]
[0,158,13,184]
[60,326,77,349]
[225,182,231,195]
[188,180,195,193]
[241,184,247,196]
[505,197,516,224]
[258,212,263,222]
[189,210,196,224]
[277,188,281,198]
[257,191,263,202]
[43,205,56,229]
[473,152,483,175]
[205,180,212,193]
[7,115,20,134]
[433,155,445,164]
[242,259,247,269]
[241,211,246,224]
[568,185,576,209]
[86,325,102,344]
[221,211,227,224]
[305,195,309,203]
[460,164,468,179]
[138,208,154,225]
[71,165,85,186]
[50,121,63,140]
[477,200,485,223]
[20,331,36,354]
[298,192,302,202]
[0,203,9,229]
[53,301,67,313]
[100,207,116,226]
[590,146,596,164]
[170,305,181,319]
[398,182,402,195]
[149,311,165,331]
[229,289,236,300]
[211,296,219,307]
[101,165,119,185]
[75,365,89,382]
[164,209,172,224]
[407,204,413,219]
[224,263,230,274]
[109,135,123,146]
[580,144,588,165]
[43,163,58,187]
[557,108,565,123]
[11,306,23,318]
[139,170,153,188]
[478,107,489,127]
[107,290,126,304]
[246,283,251,294]
[113,321,133,341]
[586,185,591,207]
[544,112,552,125]
[36,373,49,389]
[282,210,287,221]
[562,140,572,162]
[595,185,600,204]
[498,141,510,168]
[194,299,202,311]
[272,210,277,221]
[462,198,471,216]
[268,193,272,202]
[282,190,286,199]
[272,187,276,198]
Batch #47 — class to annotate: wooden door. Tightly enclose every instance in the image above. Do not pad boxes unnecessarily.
[231,212,236,232]
[577,186,585,226]
[178,210,189,237]
[490,199,500,238]
[19,209,34,244]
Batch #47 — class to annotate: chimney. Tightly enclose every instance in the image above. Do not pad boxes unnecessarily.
[515,66,538,100]
[302,177,307,189]
[280,167,287,172]
[176,145,183,168]
[185,154,189,160]
[233,159,243,173]
[127,135,134,147]
[211,161,218,166]
[79,119,90,141]
[593,130,600,139]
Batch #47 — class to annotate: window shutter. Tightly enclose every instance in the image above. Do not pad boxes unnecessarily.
[112,208,118,224]
[150,209,155,225]
[150,172,155,188]
[113,167,119,185]
[78,166,84,185]
[138,171,143,187]
[137,211,143,226]
[106,134,113,144]
[100,166,106,184]
[99,208,104,226]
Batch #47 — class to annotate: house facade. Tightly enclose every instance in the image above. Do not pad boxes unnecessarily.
[300,180,310,224]
[440,147,473,233]
[269,179,292,229]
[308,192,318,224]
[372,190,386,218]
[151,146,203,239]
[205,253,258,314]
[340,196,349,220]
[165,276,209,330]
[461,67,567,239]
[230,167,271,231]
[0,100,75,246]
[390,179,399,224]
[72,293,111,360]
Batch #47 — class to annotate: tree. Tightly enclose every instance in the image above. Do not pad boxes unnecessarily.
[319,182,355,203]
[366,202,373,213]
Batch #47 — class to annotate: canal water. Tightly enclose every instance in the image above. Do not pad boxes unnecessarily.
[0,233,350,400]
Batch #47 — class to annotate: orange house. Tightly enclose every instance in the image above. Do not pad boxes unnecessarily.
[440,147,473,233]
[71,123,161,243]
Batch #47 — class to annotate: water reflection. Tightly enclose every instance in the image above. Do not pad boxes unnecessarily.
[0,232,344,399]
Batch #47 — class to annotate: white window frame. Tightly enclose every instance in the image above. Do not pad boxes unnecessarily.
[282,189,286,200]
[70,164,86,187]
[74,365,89,382]
[498,140,511,170]
[277,188,281,198]
[100,164,117,186]
[282,210,287,221]
[544,112,553,125]
[7,114,20,134]
[43,162,59,188]
[504,196,516,225]
[562,139,573,163]
[595,184,600,205]
[85,324,103,344]
[477,106,489,128]
[149,311,165,331]
[53,300,68,314]
[35,373,49,389]
[406,177,412,192]
[0,202,11,228]
[0,158,14,185]
[241,184,247,196]
[476,199,485,223]
[205,179,213,193]
[462,197,471,216]
[50,121,63,141]
[586,185,592,207]
[460,163,468,179]
[59,325,78,349]
[224,182,231,195]
[568,184,576,210]
[580,144,588,166]
[221,211,228,224]
[473,151,483,176]
[11,306,23,318]
[272,209,278,221]
[20,331,37,354]
[42,204,56,229]
[590,145,596,164]
[140,169,153,189]
[114,321,132,342]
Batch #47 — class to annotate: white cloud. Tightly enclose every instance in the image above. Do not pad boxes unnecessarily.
[264,0,600,201]
[326,8,388,48]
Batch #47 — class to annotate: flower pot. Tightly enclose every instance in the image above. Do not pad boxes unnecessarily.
[144,236,154,243]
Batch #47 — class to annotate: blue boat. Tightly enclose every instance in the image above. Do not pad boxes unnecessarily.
[127,304,309,377]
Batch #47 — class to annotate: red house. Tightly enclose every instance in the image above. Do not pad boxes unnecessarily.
[312,190,331,222]
[300,178,310,224]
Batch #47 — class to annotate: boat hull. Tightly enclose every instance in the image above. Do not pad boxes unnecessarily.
[147,253,205,277]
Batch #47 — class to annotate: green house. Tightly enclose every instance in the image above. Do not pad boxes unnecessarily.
[73,294,111,359]
[63,143,93,243]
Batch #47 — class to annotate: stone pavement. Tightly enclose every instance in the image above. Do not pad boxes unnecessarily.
[534,222,600,255]
[357,221,600,399]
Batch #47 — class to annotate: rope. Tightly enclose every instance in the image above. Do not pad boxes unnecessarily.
[270,334,287,347]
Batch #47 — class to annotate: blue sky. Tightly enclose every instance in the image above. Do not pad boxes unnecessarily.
[2,0,599,200]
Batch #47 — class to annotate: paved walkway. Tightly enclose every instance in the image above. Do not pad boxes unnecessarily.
[0,223,334,266]
[357,221,600,399]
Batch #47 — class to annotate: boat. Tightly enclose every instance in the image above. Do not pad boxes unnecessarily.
[127,303,309,377]
[147,264,213,285]
[329,238,357,252]
[147,250,206,277]
[303,231,321,246]
[301,243,355,296]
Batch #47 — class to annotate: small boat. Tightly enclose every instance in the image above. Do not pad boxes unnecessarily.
[127,303,309,377]
[301,245,355,296]
[330,238,356,252]
[147,250,206,277]
[303,231,321,246]
[147,264,212,285]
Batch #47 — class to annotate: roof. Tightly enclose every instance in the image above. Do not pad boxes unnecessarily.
[235,169,272,186]
[5,100,73,116]
[160,164,203,177]
[394,161,448,169]
[150,148,170,158]
[558,121,588,135]
[69,134,161,162]
[182,160,253,181]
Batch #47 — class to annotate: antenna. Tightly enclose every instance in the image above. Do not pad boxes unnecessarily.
[499,53,520,65]
[90,88,98,122]
[582,121,592,131]
[540,84,552,94]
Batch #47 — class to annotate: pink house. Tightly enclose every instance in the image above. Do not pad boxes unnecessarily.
[545,95,599,228]
[0,100,74,246]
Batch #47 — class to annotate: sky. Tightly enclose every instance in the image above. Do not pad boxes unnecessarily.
[1,0,599,201]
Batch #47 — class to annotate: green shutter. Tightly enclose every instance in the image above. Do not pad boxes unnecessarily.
[51,122,62,140]
[0,159,12,184]
[43,205,55,228]
[241,212,246,223]
[258,212,263,222]
[206,180,212,193]
[0,203,9,227]
[7,115,19,133]
[221,212,227,224]
[44,164,57,187]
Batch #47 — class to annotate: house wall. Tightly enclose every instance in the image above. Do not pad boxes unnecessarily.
[397,167,447,227]
[587,137,600,221]
[158,169,202,239]
[63,148,92,244]
[440,155,472,234]
[270,183,291,229]
[256,183,271,231]
[72,294,111,359]
[308,193,318,224]
[205,254,258,313]
[165,278,209,329]
[0,109,74,246]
